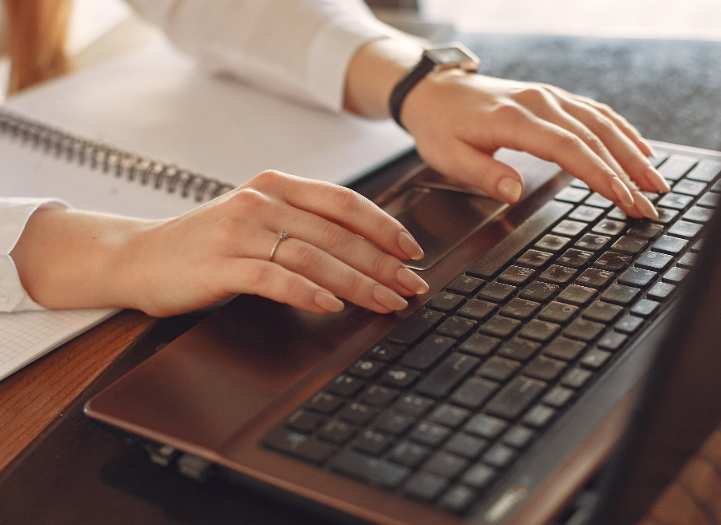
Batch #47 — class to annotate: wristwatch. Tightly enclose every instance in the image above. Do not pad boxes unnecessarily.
[389,43,480,129]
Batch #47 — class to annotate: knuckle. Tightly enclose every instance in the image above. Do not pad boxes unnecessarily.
[491,103,527,127]
[331,185,367,214]
[514,85,550,105]
[554,129,582,150]
[228,187,268,212]
[293,242,322,273]
[322,221,352,251]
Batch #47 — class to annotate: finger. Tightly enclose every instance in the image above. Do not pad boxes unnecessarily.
[222,258,345,314]
[416,137,525,203]
[248,171,425,261]
[270,237,410,314]
[556,96,670,193]
[262,219,428,297]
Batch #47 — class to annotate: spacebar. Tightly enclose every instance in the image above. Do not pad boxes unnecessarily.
[465,200,573,279]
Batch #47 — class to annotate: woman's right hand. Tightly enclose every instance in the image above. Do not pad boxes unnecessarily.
[12,171,429,317]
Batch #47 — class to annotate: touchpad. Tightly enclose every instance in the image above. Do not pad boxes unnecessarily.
[383,185,507,270]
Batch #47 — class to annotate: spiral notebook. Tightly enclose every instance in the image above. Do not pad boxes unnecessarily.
[0,38,415,381]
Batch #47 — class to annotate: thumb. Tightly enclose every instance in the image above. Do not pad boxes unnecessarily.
[420,139,525,204]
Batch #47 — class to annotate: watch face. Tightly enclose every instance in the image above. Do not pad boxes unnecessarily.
[426,47,472,65]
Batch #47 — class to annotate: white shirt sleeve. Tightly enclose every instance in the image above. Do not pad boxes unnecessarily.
[0,198,70,312]
[125,0,407,112]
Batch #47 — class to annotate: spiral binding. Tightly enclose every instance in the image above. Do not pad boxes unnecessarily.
[0,109,235,202]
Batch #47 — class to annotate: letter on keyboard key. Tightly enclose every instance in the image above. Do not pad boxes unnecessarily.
[485,376,546,420]
[387,308,444,345]
[400,335,455,370]
[415,353,480,399]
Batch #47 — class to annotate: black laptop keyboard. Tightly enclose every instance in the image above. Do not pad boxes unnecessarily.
[261,153,721,515]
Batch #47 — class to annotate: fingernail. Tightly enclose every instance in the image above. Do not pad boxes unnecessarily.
[497,177,523,203]
[398,231,424,260]
[610,177,635,208]
[314,290,344,313]
[397,267,429,295]
[634,191,659,220]
[372,284,408,311]
[642,140,659,158]
[645,166,671,193]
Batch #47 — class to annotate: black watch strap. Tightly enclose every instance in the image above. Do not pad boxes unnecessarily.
[389,44,479,129]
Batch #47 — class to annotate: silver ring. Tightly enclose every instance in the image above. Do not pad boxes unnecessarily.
[269,230,289,262]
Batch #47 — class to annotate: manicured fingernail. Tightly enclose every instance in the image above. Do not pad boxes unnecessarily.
[314,290,344,313]
[634,191,659,220]
[646,166,671,193]
[610,177,635,208]
[397,267,429,295]
[642,139,659,158]
[497,177,523,203]
[372,284,408,311]
[398,231,424,260]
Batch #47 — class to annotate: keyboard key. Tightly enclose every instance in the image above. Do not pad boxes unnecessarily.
[601,284,641,305]
[485,376,546,420]
[498,265,536,285]
[677,253,698,269]
[597,331,627,351]
[443,433,489,459]
[580,348,612,369]
[427,292,465,312]
[348,359,386,379]
[692,239,704,252]
[575,268,614,288]
[585,193,614,209]
[462,464,497,488]
[482,443,517,468]
[465,414,508,439]
[403,472,449,502]
[686,159,721,182]
[683,206,714,223]
[635,250,674,271]
[523,355,567,382]
[516,249,553,268]
[663,267,689,284]
[389,439,431,467]
[523,405,556,429]
[540,264,577,284]
[668,220,703,239]
[653,235,688,255]
[497,337,541,361]
[387,308,444,345]
[520,280,559,301]
[457,299,497,320]
[519,319,561,342]
[437,316,477,339]
[502,426,537,448]
[576,233,611,251]
[440,485,479,514]
[450,377,499,409]
[538,301,579,323]
[610,236,648,255]
[631,299,660,318]
[501,297,541,319]
[561,367,594,389]
[583,301,623,323]
[477,356,520,382]
[262,426,338,464]
[458,333,500,357]
[424,451,469,479]
[653,208,680,224]
[564,318,605,341]
[286,409,325,432]
[658,155,696,180]
[626,222,664,239]
[305,392,345,414]
[332,449,409,488]
[352,429,393,455]
[415,353,479,399]
[338,403,379,425]
[366,342,404,362]
[318,420,358,444]
[615,315,644,334]
[326,375,366,397]
[479,282,517,302]
[428,404,470,429]
[557,248,594,268]
[381,366,421,388]
[594,251,631,271]
[647,281,676,301]
[446,275,485,296]
[401,334,456,371]
[673,179,706,196]
[478,315,521,338]
[555,187,590,203]
[592,219,626,236]
[409,421,452,447]
[569,205,604,222]
[535,234,571,252]
[697,192,719,208]
[657,192,693,210]
[618,267,657,287]
[553,220,587,237]
[607,207,628,221]
[557,284,596,306]
[393,394,435,417]
[373,410,415,435]
[544,336,587,361]
[543,386,575,408]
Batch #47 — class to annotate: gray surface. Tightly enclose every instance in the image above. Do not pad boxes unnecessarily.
[461,33,721,151]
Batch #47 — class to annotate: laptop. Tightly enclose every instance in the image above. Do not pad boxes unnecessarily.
[84,140,721,525]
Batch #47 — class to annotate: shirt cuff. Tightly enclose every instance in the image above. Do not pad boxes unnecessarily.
[0,198,70,312]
